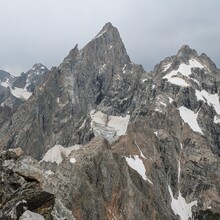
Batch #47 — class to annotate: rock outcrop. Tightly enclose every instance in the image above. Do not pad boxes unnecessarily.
[0,149,55,219]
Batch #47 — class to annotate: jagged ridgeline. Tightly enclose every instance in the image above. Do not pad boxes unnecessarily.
[0,23,220,219]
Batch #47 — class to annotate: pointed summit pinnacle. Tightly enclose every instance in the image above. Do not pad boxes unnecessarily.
[177,45,198,58]
[102,22,113,29]
[61,23,130,67]
[176,45,198,63]
[94,22,116,39]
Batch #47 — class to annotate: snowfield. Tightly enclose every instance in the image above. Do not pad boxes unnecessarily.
[42,144,81,164]
[11,87,32,100]
[163,59,204,87]
[195,90,220,114]
[168,185,197,220]
[90,110,130,141]
[125,155,153,184]
[178,106,203,134]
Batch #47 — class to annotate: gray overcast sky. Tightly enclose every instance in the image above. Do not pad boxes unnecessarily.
[0,0,219,75]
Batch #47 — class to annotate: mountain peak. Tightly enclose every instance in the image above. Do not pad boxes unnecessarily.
[93,22,118,40]
[176,45,198,62]
[80,23,130,65]
[102,22,113,30]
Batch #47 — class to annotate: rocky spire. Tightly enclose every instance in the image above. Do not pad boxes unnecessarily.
[80,22,130,66]
[94,22,114,38]
[60,22,130,69]
[176,45,199,63]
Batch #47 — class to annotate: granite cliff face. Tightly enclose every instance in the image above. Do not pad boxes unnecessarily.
[0,23,220,219]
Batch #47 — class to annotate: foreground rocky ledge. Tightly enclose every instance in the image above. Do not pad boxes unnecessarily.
[0,148,54,220]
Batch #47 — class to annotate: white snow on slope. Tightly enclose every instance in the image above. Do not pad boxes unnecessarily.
[134,141,147,159]
[11,87,32,100]
[160,101,167,106]
[108,115,130,136]
[122,64,127,73]
[214,116,220,124]
[168,97,173,103]
[154,130,158,137]
[163,59,204,87]
[70,157,76,164]
[42,144,80,164]
[195,90,220,114]
[167,77,189,87]
[19,210,45,220]
[163,63,172,72]
[43,170,54,179]
[1,78,10,87]
[178,106,203,134]
[168,185,197,220]
[94,29,107,39]
[126,155,153,184]
[141,78,148,83]
[90,110,130,141]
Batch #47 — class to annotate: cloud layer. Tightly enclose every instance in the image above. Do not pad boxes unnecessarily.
[0,0,219,75]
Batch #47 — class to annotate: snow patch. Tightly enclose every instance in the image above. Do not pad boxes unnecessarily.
[195,90,220,114]
[11,87,32,100]
[1,78,10,87]
[168,97,173,103]
[99,64,106,73]
[155,108,162,113]
[79,118,87,130]
[163,63,172,72]
[94,29,107,39]
[160,101,167,106]
[19,210,45,220]
[168,185,197,220]
[166,77,189,87]
[42,144,80,164]
[141,78,148,83]
[214,116,220,124]
[178,106,203,134]
[163,59,204,87]
[154,130,158,137]
[126,155,153,184]
[134,141,147,159]
[90,110,130,141]
[122,64,127,73]
[43,170,54,179]
[70,157,76,164]
[191,78,200,85]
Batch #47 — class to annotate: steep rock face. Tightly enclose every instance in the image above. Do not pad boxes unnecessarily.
[0,23,220,219]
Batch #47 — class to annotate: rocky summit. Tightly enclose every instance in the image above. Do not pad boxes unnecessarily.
[0,23,220,219]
